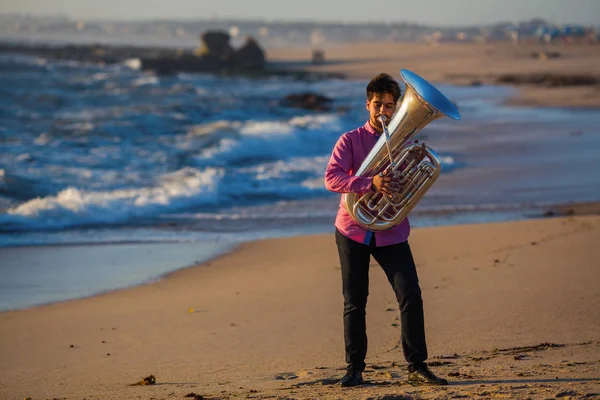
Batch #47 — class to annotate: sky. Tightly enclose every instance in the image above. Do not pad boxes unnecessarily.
[1,0,599,26]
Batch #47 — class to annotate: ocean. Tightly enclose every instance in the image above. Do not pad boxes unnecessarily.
[1,53,599,311]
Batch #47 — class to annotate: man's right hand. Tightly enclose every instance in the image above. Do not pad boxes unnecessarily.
[371,170,396,196]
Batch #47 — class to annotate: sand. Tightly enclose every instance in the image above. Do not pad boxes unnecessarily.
[1,40,600,399]
[268,41,600,109]
[1,215,599,399]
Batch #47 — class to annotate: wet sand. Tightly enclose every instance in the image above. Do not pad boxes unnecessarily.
[1,214,599,399]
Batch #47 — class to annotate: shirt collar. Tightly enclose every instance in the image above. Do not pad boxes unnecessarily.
[364,121,381,137]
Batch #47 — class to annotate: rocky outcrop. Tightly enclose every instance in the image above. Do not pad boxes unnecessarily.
[141,30,265,75]
[230,37,265,69]
[0,36,343,80]
[196,31,234,60]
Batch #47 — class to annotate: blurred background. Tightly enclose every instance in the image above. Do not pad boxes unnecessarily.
[1,0,599,310]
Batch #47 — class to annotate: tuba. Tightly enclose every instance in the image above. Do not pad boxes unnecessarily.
[343,69,461,231]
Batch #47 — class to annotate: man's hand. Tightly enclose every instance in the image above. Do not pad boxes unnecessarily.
[371,170,399,196]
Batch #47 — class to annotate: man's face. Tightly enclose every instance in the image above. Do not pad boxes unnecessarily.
[366,92,397,132]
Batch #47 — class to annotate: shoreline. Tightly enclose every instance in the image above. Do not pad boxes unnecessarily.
[1,214,599,399]
[3,199,600,247]
[1,200,599,313]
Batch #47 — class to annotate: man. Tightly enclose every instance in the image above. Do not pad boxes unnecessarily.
[324,73,447,387]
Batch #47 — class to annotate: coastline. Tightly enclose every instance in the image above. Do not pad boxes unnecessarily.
[1,214,599,399]
[2,199,599,313]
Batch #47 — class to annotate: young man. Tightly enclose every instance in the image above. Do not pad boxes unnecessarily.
[324,73,447,387]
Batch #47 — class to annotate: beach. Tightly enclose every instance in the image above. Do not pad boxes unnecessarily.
[1,39,600,399]
[1,215,599,399]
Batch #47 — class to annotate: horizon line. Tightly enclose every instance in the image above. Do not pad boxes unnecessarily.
[1,12,597,29]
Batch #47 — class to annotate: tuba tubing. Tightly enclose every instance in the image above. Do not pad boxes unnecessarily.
[343,69,460,231]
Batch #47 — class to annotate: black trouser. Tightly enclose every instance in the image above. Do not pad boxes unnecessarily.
[335,228,428,372]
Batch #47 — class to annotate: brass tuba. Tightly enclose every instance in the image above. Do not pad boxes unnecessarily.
[343,69,461,231]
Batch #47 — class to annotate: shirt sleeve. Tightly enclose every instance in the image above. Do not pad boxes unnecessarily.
[324,133,373,194]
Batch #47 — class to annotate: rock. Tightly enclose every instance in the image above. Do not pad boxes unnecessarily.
[198,31,234,60]
[129,374,156,386]
[143,31,265,75]
[231,36,265,69]
[281,92,333,111]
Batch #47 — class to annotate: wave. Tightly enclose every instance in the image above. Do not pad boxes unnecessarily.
[0,55,482,235]
[1,167,222,231]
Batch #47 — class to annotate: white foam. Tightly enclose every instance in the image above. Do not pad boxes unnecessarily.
[240,120,293,136]
[122,58,142,70]
[34,133,52,145]
[3,167,222,230]
[186,120,242,137]
[190,115,342,166]
[289,114,340,129]
[132,75,159,87]
[92,72,111,81]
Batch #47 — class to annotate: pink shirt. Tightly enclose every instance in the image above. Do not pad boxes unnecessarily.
[324,121,410,246]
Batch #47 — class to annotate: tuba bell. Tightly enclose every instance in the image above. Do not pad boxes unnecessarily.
[343,69,461,231]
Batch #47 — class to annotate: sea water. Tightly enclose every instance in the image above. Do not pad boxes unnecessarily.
[1,54,599,310]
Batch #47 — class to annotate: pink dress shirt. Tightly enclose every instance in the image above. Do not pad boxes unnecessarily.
[324,121,411,246]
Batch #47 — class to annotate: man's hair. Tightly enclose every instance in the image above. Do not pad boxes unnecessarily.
[366,73,402,103]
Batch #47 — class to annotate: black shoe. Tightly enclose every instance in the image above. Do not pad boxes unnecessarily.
[407,365,448,386]
[340,370,363,387]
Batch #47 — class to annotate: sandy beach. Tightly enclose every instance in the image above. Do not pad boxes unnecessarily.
[2,39,600,399]
[1,214,599,399]
[269,41,600,109]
